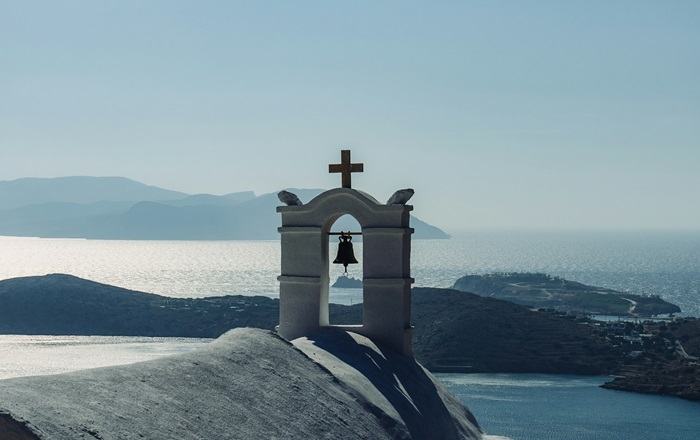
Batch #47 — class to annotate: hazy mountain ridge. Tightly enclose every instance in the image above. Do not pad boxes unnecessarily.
[0,177,449,239]
[0,176,186,209]
[162,191,256,207]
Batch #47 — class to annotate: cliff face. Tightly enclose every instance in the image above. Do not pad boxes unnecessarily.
[0,328,482,440]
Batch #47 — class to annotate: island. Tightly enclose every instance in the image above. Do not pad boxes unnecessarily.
[331,275,363,289]
[0,274,697,402]
[453,272,680,317]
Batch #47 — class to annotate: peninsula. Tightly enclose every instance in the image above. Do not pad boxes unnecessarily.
[453,273,680,317]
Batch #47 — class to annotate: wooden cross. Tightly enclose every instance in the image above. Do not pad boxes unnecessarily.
[329,150,363,188]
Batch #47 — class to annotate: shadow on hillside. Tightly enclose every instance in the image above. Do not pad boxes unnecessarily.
[302,328,480,439]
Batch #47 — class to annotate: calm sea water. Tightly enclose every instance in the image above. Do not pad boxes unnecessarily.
[0,231,698,314]
[438,373,700,440]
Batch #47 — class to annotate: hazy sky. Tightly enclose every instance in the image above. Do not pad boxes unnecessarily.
[1,1,698,230]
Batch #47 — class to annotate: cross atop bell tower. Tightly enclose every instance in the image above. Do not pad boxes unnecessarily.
[329,150,363,188]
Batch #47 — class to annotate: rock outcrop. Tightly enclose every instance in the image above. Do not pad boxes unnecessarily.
[0,328,482,440]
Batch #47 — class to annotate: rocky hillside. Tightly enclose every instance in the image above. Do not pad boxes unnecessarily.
[409,288,619,374]
[669,318,700,356]
[0,274,279,337]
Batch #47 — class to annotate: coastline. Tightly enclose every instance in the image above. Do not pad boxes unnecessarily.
[2,274,698,402]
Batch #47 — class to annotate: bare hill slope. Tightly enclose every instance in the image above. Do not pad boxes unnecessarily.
[0,328,482,440]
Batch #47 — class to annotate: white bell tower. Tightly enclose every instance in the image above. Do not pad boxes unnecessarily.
[276,150,414,355]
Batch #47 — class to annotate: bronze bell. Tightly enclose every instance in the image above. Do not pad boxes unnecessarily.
[333,232,358,273]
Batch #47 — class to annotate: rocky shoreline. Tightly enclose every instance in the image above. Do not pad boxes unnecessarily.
[602,361,700,401]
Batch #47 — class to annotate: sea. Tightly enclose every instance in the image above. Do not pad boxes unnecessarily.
[0,231,699,439]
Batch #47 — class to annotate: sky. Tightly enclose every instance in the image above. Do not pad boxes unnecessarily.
[1,1,698,230]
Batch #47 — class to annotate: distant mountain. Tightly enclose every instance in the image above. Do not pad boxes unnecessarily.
[0,176,186,209]
[0,177,449,240]
[0,201,133,237]
[162,191,256,207]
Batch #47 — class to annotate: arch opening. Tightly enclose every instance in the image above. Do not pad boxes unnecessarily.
[326,214,363,325]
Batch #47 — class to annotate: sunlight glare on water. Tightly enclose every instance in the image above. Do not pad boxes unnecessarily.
[0,230,698,314]
[0,335,209,380]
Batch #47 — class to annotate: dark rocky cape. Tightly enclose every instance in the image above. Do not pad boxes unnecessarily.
[453,273,680,317]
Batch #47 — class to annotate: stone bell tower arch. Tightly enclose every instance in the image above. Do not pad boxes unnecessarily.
[277,150,414,355]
